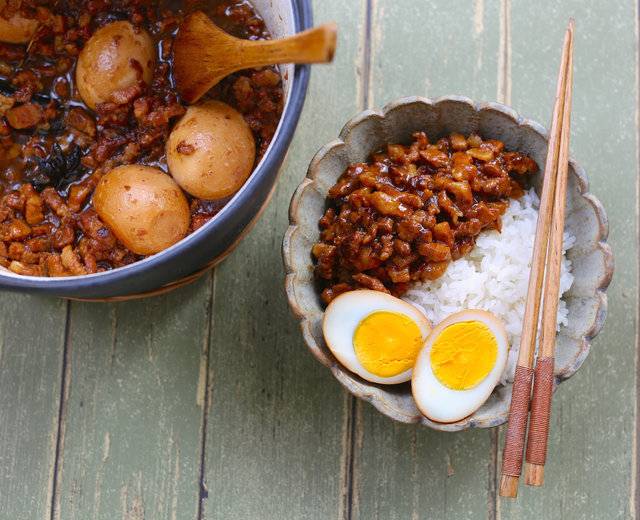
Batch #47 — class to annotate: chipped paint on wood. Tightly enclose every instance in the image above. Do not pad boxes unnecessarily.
[474,0,485,91]
[446,453,454,477]
[369,0,382,108]
[498,0,511,105]
[196,351,208,408]
[121,476,145,520]
[474,0,484,36]
[356,0,373,111]
[0,295,67,519]
[103,432,110,462]
[53,281,210,519]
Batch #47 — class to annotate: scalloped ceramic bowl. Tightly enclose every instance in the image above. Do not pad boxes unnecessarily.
[283,95,614,431]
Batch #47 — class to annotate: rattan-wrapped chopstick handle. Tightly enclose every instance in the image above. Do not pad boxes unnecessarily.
[500,365,534,497]
[524,357,555,484]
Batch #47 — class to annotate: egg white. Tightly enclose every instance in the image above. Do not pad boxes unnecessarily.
[411,309,509,423]
[322,290,431,385]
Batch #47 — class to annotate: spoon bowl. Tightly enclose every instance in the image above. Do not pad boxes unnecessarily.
[173,10,336,104]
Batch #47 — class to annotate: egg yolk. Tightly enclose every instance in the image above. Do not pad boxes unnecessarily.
[430,321,498,390]
[352,311,423,378]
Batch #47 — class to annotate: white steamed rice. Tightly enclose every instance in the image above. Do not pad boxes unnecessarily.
[402,188,575,383]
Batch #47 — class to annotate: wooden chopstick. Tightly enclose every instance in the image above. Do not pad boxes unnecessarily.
[524,18,575,487]
[499,20,574,498]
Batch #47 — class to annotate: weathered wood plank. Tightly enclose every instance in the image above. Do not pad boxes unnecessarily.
[353,2,503,518]
[354,404,496,519]
[369,0,504,103]
[53,279,212,520]
[199,1,366,518]
[497,1,636,516]
[0,294,67,519]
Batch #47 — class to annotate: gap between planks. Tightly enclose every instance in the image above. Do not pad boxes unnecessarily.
[340,394,359,520]
[497,0,511,107]
[488,427,499,520]
[49,300,72,520]
[491,0,511,516]
[634,0,640,517]
[46,275,217,520]
[360,0,374,113]
[197,271,216,520]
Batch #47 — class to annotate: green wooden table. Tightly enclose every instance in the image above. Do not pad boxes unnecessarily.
[0,1,635,518]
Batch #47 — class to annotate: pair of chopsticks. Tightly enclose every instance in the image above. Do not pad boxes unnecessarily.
[499,19,575,499]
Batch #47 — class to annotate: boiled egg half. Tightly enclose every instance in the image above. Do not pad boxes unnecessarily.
[412,309,508,423]
[322,290,431,385]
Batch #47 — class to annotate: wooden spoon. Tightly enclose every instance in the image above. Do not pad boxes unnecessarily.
[173,11,337,104]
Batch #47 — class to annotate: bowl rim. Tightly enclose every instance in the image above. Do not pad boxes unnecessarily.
[0,0,313,297]
[283,94,615,430]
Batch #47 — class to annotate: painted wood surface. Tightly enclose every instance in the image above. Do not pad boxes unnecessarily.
[0,1,636,519]
[0,295,66,519]
[54,281,212,520]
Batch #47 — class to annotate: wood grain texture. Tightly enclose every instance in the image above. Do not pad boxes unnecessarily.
[354,403,494,519]
[53,279,212,520]
[498,1,636,517]
[199,2,366,518]
[369,0,503,102]
[0,294,67,520]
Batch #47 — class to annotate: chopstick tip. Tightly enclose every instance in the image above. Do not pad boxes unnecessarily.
[524,463,545,486]
[499,475,520,498]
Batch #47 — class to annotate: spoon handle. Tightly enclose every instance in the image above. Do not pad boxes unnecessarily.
[237,23,337,68]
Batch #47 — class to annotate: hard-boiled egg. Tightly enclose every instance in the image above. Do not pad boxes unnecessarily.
[166,100,255,199]
[411,309,508,423]
[76,21,156,109]
[93,164,190,255]
[322,290,431,385]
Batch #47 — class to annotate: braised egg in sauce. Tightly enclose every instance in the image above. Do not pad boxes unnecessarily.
[76,20,156,109]
[166,100,256,200]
